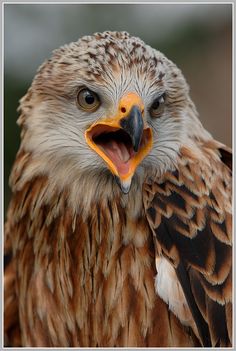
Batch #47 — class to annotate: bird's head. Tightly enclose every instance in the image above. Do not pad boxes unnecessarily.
[18,31,210,194]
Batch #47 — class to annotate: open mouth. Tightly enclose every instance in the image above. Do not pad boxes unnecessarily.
[86,124,153,179]
[93,128,136,176]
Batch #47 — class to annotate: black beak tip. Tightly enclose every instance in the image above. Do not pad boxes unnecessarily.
[120,105,144,152]
[133,143,140,153]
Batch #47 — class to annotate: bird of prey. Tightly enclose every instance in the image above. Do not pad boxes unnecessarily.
[4,31,232,347]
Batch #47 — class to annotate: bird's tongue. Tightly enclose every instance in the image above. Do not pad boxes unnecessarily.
[97,139,134,175]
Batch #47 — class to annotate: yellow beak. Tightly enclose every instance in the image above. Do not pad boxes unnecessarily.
[85,92,153,192]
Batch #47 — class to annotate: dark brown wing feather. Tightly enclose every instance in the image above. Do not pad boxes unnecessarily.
[4,228,21,346]
[143,142,232,347]
[218,144,232,170]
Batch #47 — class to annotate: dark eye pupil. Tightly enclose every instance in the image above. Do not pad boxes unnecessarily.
[85,92,95,104]
[152,100,160,110]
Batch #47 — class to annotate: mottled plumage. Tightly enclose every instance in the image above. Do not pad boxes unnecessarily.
[4,31,232,347]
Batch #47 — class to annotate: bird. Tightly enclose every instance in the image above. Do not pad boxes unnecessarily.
[4,31,232,347]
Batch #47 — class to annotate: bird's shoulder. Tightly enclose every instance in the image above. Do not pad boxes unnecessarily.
[143,139,232,347]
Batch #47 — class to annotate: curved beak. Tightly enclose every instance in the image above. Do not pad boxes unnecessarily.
[120,105,144,153]
[85,93,153,193]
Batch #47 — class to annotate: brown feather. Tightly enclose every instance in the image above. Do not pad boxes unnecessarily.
[5,151,199,346]
[144,140,232,347]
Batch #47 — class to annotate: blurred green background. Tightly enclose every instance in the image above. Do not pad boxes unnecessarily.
[4,4,232,215]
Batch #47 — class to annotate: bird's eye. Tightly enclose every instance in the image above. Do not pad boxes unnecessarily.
[150,93,165,118]
[76,88,100,112]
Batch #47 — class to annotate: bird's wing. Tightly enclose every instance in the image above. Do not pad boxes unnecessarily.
[143,141,232,347]
[4,223,21,347]
[4,150,33,347]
